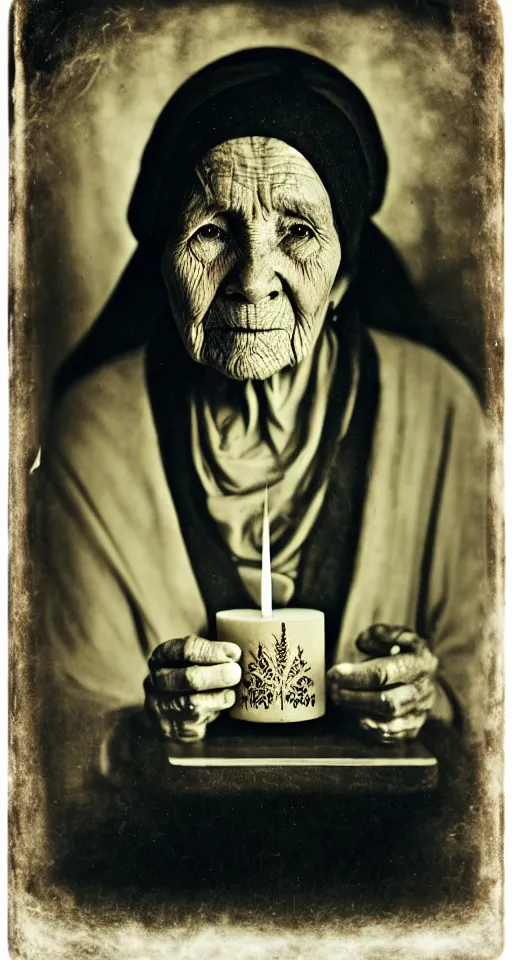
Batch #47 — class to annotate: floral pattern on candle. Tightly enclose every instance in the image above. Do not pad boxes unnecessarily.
[240,622,316,712]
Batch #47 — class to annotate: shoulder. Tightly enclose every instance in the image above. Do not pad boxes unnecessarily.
[368,329,484,427]
[44,349,154,469]
[51,348,149,425]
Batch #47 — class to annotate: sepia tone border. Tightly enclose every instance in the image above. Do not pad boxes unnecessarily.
[8,1,505,956]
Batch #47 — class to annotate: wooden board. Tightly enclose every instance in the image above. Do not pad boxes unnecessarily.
[165,718,438,794]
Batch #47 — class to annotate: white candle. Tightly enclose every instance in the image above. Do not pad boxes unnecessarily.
[216,488,325,723]
[260,484,272,617]
[217,608,325,723]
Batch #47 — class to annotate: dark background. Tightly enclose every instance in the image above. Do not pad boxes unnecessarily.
[18,0,503,419]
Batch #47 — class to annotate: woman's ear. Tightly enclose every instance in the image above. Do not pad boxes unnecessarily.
[329,267,353,309]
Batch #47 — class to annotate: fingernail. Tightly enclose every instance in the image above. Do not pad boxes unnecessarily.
[226,645,242,662]
[333,663,354,675]
[223,662,242,686]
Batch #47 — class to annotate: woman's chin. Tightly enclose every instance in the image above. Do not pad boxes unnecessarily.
[196,331,298,381]
[208,354,289,381]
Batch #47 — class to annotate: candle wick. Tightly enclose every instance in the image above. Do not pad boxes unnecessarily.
[261,484,273,617]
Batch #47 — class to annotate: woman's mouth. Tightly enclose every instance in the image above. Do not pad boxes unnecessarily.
[210,326,286,333]
[206,294,295,332]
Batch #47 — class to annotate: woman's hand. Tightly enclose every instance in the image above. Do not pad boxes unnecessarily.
[144,635,242,742]
[327,625,438,743]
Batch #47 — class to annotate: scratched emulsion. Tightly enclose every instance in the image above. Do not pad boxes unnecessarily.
[11,1,503,957]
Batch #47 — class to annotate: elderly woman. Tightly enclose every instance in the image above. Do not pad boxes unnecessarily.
[42,49,486,843]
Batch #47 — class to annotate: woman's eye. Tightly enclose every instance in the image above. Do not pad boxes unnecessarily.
[195,224,226,241]
[287,223,314,240]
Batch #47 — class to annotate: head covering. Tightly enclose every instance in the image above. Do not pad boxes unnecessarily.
[128,48,388,263]
[53,49,444,403]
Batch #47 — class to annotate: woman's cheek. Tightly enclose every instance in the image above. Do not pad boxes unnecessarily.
[308,243,341,291]
[183,260,230,357]
[169,255,209,332]
[188,252,231,307]
[285,259,333,322]
[162,250,191,321]
[291,238,341,308]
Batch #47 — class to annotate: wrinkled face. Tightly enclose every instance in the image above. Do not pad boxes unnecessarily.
[162,137,342,380]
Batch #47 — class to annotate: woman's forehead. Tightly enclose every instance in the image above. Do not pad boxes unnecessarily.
[191,137,332,212]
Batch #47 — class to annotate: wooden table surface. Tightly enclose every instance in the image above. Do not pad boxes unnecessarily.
[165,715,438,794]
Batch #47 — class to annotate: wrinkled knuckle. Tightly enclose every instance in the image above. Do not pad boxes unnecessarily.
[183,635,200,661]
[150,638,179,669]
[187,692,203,710]
[149,668,165,692]
[388,698,399,717]
[169,637,183,655]
[375,665,388,687]
[184,664,200,691]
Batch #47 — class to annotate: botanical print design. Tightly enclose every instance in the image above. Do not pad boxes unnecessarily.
[241,622,316,711]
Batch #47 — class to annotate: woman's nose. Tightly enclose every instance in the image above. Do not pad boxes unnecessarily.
[225,250,281,304]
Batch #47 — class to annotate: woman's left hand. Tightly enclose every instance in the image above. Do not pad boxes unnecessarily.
[327,625,438,742]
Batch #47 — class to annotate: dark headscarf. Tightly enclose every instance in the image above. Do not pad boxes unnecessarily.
[128,48,388,264]
[53,48,439,401]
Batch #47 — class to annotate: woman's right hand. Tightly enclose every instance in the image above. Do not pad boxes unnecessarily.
[144,635,242,742]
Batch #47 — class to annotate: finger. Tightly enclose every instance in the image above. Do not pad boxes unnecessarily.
[355,625,420,657]
[144,680,196,723]
[367,676,437,718]
[329,679,435,718]
[358,711,429,741]
[144,683,222,737]
[148,688,237,716]
[149,635,242,669]
[158,716,212,742]
[331,684,418,717]
[413,691,436,715]
[150,660,242,694]
[329,685,395,717]
[328,650,438,690]
[172,719,210,742]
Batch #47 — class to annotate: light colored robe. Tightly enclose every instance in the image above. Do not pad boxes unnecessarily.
[41,330,488,805]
